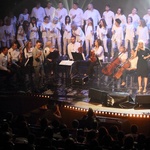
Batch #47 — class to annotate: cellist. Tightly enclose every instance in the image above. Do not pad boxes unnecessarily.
[84,39,104,78]
[113,45,128,79]
[120,49,138,86]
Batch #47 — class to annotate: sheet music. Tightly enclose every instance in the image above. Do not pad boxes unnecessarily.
[59,60,74,66]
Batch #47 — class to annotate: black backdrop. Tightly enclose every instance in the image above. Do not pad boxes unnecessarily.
[0,0,150,20]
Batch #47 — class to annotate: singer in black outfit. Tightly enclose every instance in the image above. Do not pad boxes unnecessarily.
[135,40,150,93]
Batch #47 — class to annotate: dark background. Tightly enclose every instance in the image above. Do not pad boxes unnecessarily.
[0,0,150,20]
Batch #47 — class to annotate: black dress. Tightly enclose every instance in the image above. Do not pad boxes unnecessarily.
[137,48,150,77]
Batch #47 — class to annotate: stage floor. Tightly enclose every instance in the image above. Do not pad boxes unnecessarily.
[43,82,150,119]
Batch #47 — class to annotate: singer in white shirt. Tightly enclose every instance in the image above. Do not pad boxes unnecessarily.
[30,2,46,28]
[102,4,115,38]
[111,19,124,58]
[136,18,149,46]
[55,2,68,25]
[44,2,56,21]
[71,22,85,45]
[40,16,50,48]
[143,8,150,30]
[69,2,83,27]
[83,3,101,30]
[128,8,140,30]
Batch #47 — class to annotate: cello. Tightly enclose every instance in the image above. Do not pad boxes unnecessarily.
[113,60,131,79]
[90,50,97,62]
[101,55,121,76]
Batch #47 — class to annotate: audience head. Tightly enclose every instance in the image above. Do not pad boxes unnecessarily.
[130,124,138,134]
[124,136,134,149]
[87,108,95,118]
[72,119,79,129]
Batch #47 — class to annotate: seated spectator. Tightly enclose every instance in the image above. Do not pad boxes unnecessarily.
[79,108,97,130]
[125,124,139,141]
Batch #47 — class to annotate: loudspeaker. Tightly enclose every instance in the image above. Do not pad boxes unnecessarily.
[88,88,108,105]
[135,95,150,109]
[89,88,134,108]
[108,93,134,108]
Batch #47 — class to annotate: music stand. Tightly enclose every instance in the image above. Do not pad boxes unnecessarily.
[71,52,85,61]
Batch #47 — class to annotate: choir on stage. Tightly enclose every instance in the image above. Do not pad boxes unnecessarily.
[0,1,150,93]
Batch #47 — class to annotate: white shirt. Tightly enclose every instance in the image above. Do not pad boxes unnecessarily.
[17,25,27,41]
[69,8,83,26]
[24,47,33,59]
[136,26,149,43]
[29,23,39,39]
[68,42,80,60]
[143,14,150,29]
[84,25,94,40]
[55,8,68,24]
[129,56,138,69]
[128,13,140,29]
[40,22,51,38]
[112,25,124,42]
[63,23,71,39]
[0,52,8,71]
[31,6,46,26]
[4,24,15,40]
[125,23,135,40]
[97,26,108,40]
[118,52,128,62]
[18,13,30,24]
[103,10,115,28]
[83,9,101,29]
[49,22,61,38]
[8,48,20,62]
[44,6,56,21]
[93,46,104,61]
[72,27,85,42]
[114,14,126,29]
[4,16,17,33]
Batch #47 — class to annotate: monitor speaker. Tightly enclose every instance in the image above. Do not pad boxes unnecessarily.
[88,88,108,105]
[89,88,134,108]
[135,95,150,109]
